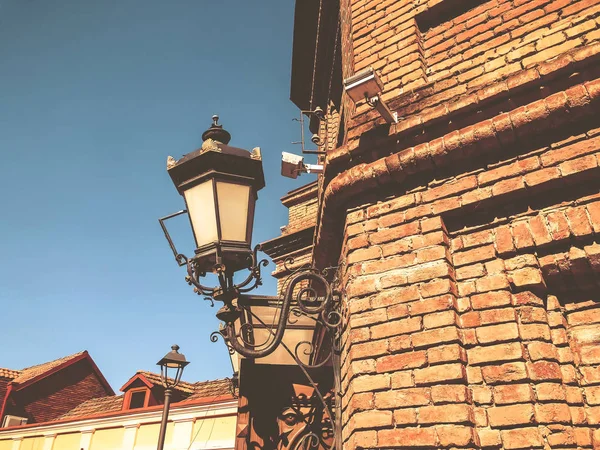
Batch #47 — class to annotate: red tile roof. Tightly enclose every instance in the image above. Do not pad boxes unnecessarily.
[54,377,232,422]
[186,378,232,401]
[57,395,124,420]
[0,368,20,380]
[135,371,196,394]
[11,351,87,385]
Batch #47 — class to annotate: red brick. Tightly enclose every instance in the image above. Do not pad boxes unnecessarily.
[370,316,422,339]
[378,428,436,447]
[567,307,600,326]
[348,246,381,264]
[374,387,431,408]
[587,201,600,233]
[371,286,419,308]
[376,350,427,373]
[406,260,454,283]
[468,342,525,365]
[511,221,535,249]
[494,383,534,404]
[352,374,390,393]
[512,291,544,306]
[352,409,393,429]
[392,407,417,424]
[370,220,421,244]
[528,215,553,246]
[453,244,496,266]
[482,362,529,384]
[414,363,466,385]
[418,404,473,424]
[461,311,481,328]
[509,267,546,291]
[435,425,475,447]
[527,361,562,381]
[581,365,600,385]
[423,310,459,329]
[519,323,551,341]
[471,290,512,309]
[476,322,520,344]
[535,382,566,401]
[350,308,387,328]
[419,278,455,298]
[475,274,510,292]
[501,428,544,449]
[348,392,374,413]
[488,404,535,427]
[494,225,516,254]
[352,339,389,359]
[527,342,559,361]
[431,385,469,404]
[427,344,466,364]
[410,294,456,315]
[471,385,493,405]
[480,307,516,325]
[535,403,572,423]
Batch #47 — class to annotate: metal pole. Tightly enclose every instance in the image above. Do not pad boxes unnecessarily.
[157,388,172,450]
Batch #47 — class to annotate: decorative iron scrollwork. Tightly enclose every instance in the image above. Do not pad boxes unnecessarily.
[172,244,343,449]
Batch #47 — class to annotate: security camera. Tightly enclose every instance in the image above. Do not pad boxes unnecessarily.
[344,67,398,124]
[281,152,304,179]
[281,152,324,179]
[311,134,321,145]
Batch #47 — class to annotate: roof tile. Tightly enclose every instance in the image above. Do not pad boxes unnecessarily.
[12,351,87,385]
[135,371,196,394]
[57,395,124,420]
[0,368,21,380]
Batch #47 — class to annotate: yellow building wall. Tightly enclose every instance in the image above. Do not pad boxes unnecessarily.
[19,436,44,450]
[191,416,236,448]
[52,432,80,450]
[89,427,125,450]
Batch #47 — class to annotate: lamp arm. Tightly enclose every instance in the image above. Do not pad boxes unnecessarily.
[225,271,329,359]
[224,273,299,358]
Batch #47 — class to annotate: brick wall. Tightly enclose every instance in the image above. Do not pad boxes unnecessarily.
[309,0,600,449]
[340,128,600,448]
[5,359,110,423]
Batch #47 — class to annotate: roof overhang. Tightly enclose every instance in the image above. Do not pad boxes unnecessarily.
[290,0,321,111]
[119,373,154,392]
[10,352,114,396]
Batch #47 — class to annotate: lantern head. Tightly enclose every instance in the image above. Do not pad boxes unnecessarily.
[167,116,265,274]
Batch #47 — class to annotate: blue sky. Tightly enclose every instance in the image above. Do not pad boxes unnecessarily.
[0,0,313,389]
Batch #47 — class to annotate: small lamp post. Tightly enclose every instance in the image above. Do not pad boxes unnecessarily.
[156,345,190,450]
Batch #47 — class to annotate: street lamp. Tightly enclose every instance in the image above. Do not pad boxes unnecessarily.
[156,345,189,450]
[165,115,264,275]
[159,116,342,449]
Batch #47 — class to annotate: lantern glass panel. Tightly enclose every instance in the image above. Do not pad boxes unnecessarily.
[184,180,218,248]
[216,181,251,243]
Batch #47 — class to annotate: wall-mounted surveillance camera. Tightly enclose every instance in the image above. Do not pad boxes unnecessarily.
[281,152,323,179]
[311,134,321,145]
[343,67,398,124]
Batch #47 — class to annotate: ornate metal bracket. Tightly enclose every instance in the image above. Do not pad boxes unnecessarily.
[173,244,343,450]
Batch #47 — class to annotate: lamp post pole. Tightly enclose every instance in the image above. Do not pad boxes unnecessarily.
[156,345,189,450]
[157,388,172,450]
